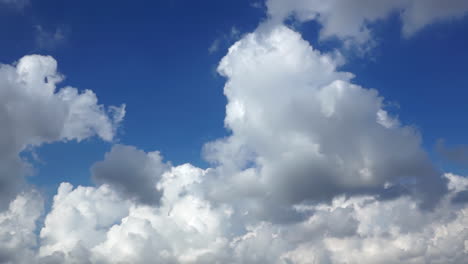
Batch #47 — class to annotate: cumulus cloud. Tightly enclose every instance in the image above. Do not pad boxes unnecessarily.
[266,0,468,44]
[0,55,125,208]
[92,144,170,205]
[203,25,445,222]
[39,183,131,260]
[34,164,233,263]
[1,170,467,263]
[0,191,43,264]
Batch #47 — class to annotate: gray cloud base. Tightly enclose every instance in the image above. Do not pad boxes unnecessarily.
[92,144,169,205]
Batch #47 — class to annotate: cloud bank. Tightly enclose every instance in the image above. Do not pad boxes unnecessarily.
[1,0,468,263]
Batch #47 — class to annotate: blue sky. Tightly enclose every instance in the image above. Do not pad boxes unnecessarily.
[2,0,468,263]
[2,0,467,190]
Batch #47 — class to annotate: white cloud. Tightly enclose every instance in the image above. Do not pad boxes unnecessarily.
[203,25,445,223]
[1,164,468,263]
[37,165,233,264]
[0,55,125,208]
[0,191,43,264]
[266,0,468,44]
[39,183,131,259]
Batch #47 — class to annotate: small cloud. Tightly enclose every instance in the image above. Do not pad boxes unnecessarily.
[208,26,242,54]
[34,25,69,51]
[436,139,468,167]
[0,0,29,9]
[250,1,263,9]
[208,38,220,54]
[230,26,241,39]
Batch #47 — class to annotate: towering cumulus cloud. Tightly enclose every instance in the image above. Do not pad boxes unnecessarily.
[203,25,445,223]
[1,1,468,263]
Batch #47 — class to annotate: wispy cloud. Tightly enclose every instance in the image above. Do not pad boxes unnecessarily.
[0,0,29,9]
[208,26,241,54]
[437,139,468,167]
[34,25,69,50]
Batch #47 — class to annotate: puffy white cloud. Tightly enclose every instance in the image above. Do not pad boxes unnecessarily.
[266,0,468,44]
[39,183,131,259]
[223,173,468,264]
[2,163,468,263]
[0,191,43,264]
[0,55,125,208]
[36,165,232,264]
[203,25,445,222]
[92,145,170,205]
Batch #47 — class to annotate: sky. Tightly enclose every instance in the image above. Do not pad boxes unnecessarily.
[1,0,468,263]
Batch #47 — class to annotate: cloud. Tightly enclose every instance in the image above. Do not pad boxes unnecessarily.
[0,191,43,264]
[1,171,467,263]
[21,9,465,262]
[0,0,29,9]
[208,27,242,54]
[39,183,131,260]
[436,139,468,167]
[208,38,221,54]
[91,144,170,205]
[0,55,125,208]
[35,165,233,263]
[266,0,468,44]
[34,25,69,51]
[203,24,445,222]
